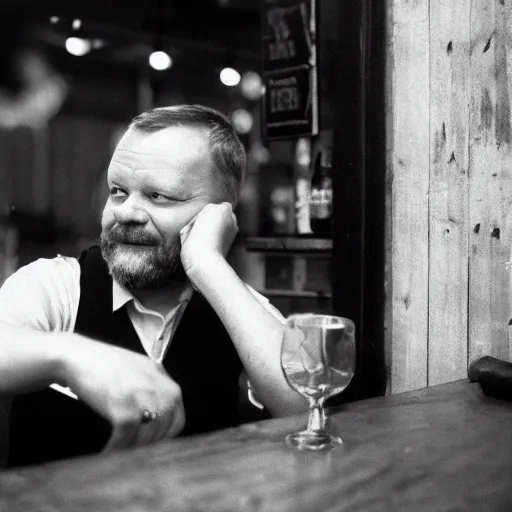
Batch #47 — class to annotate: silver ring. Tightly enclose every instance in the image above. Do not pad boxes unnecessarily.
[141,409,158,424]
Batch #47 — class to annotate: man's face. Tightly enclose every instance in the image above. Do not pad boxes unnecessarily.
[100,125,225,289]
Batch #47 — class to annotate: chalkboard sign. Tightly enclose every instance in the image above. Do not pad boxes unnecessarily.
[261,0,318,140]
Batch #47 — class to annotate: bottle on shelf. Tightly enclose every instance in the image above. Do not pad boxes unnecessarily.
[294,137,313,236]
[309,130,333,238]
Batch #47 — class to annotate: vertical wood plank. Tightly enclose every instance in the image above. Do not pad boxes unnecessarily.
[469,0,512,364]
[389,0,430,393]
[428,0,470,385]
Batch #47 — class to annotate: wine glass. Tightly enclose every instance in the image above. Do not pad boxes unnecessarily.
[281,313,355,451]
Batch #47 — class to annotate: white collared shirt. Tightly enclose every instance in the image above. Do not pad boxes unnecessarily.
[112,280,194,363]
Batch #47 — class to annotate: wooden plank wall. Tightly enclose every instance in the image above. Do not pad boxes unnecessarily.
[388,0,430,392]
[387,0,512,393]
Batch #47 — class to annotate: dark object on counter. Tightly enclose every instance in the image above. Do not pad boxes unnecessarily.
[468,355,512,401]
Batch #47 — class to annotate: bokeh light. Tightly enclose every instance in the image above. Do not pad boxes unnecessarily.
[220,67,241,87]
[149,51,172,71]
[296,138,311,168]
[240,71,264,100]
[231,108,253,134]
[65,37,91,56]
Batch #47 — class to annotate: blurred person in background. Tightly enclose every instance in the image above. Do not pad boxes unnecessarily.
[0,11,67,131]
[0,105,306,468]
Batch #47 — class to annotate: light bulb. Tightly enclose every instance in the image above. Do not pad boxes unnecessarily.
[149,50,172,71]
[220,67,241,87]
[65,37,91,56]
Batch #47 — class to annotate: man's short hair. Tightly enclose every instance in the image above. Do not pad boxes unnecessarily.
[128,105,246,203]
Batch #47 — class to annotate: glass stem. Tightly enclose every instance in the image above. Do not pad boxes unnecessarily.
[307,398,326,433]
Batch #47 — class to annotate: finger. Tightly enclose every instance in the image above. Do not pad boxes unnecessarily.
[102,415,139,452]
[152,388,184,442]
[132,412,167,447]
[179,221,193,242]
[219,202,237,229]
[165,399,186,439]
[157,395,185,441]
[179,214,199,244]
[150,405,178,443]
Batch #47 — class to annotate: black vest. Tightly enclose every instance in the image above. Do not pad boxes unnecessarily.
[7,247,242,467]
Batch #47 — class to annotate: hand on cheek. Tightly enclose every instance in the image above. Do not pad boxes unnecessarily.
[179,202,238,277]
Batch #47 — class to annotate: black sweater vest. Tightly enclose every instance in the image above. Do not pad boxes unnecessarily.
[7,247,242,467]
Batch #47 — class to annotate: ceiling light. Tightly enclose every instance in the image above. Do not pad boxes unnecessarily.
[65,37,91,57]
[149,50,172,71]
[220,67,241,87]
[72,19,82,30]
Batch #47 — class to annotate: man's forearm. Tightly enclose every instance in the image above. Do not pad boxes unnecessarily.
[186,256,306,417]
[0,325,65,395]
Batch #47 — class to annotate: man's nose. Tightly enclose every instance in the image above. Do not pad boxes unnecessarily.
[113,196,150,224]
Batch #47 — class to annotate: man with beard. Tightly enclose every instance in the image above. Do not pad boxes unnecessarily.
[0,105,306,467]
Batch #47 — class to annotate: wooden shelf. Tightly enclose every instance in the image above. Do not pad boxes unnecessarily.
[244,237,333,254]
[256,289,332,299]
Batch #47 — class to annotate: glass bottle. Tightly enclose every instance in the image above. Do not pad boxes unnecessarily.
[309,130,333,238]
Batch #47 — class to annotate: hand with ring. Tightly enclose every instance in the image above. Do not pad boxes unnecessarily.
[53,334,186,452]
[141,409,158,423]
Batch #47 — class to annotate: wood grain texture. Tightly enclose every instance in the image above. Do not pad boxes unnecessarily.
[1,380,511,512]
[389,0,430,393]
[388,0,512,392]
[468,0,512,365]
[428,0,470,385]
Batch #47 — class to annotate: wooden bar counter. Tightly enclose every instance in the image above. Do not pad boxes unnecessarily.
[1,379,511,511]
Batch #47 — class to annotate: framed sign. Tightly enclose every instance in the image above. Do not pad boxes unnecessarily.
[261,0,318,140]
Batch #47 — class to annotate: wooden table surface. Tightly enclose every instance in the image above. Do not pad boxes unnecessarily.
[1,379,511,511]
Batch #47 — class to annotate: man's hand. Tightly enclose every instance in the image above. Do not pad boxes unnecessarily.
[179,202,238,279]
[54,335,185,452]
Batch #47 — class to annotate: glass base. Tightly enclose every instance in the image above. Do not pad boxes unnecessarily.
[285,430,343,452]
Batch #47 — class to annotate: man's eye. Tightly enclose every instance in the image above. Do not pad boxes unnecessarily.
[109,187,126,197]
[151,192,171,201]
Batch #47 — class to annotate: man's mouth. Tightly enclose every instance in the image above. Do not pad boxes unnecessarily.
[119,240,156,246]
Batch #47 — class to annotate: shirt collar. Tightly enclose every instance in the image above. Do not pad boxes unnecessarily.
[112,279,194,313]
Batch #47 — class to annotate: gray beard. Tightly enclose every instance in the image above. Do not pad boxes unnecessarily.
[100,230,187,289]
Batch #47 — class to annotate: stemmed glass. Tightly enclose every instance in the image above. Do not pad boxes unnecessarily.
[281,313,356,451]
